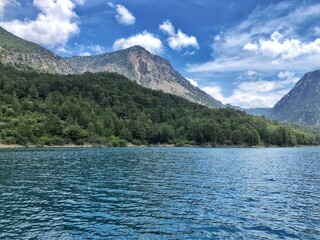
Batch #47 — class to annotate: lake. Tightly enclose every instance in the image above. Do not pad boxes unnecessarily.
[0,147,319,239]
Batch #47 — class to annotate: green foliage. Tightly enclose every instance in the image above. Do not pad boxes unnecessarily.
[0,27,48,54]
[0,63,317,147]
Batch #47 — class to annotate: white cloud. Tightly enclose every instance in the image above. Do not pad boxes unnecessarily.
[185,77,199,87]
[202,85,226,102]
[214,34,222,42]
[188,2,320,74]
[247,70,257,77]
[0,0,83,46]
[159,20,175,35]
[74,0,85,5]
[204,84,288,109]
[278,71,299,82]
[202,71,300,108]
[183,50,196,56]
[237,70,258,81]
[56,46,72,54]
[89,45,104,54]
[168,30,199,51]
[113,31,163,54]
[244,31,320,60]
[243,42,258,52]
[188,53,320,74]
[159,20,199,51]
[109,2,135,25]
[80,52,91,56]
[0,0,19,19]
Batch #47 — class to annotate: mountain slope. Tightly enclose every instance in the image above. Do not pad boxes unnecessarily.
[0,26,73,74]
[269,70,320,125]
[66,46,223,108]
[0,27,222,108]
[0,63,315,147]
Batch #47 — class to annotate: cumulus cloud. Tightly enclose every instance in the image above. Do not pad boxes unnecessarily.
[204,84,287,109]
[187,2,320,108]
[244,31,320,60]
[188,2,320,74]
[202,71,300,108]
[185,77,199,87]
[159,20,175,35]
[108,2,135,25]
[0,0,19,19]
[0,0,83,46]
[113,31,163,54]
[159,20,199,51]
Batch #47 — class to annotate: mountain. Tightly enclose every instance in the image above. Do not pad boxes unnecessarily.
[0,63,315,147]
[269,70,320,126]
[0,27,73,74]
[66,46,223,108]
[224,104,271,116]
[243,108,271,116]
[0,27,222,108]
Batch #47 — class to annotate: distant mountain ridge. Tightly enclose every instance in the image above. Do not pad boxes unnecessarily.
[243,108,271,116]
[269,69,320,126]
[0,26,223,108]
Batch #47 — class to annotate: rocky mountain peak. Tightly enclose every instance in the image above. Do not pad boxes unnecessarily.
[126,45,151,53]
[269,69,320,125]
[66,46,223,108]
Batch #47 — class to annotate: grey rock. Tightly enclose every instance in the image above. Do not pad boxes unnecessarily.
[66,46,223,108]
[269,70,320,126]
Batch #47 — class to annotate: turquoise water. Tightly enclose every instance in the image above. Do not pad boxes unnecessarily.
[0,147,319,239]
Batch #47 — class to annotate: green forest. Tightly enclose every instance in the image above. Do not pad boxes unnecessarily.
[0,63,318,147]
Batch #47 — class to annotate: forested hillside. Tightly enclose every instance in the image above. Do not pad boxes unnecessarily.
[0,63,316,147]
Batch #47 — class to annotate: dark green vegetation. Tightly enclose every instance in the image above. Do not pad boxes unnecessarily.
[285,124,320,144]
[0,63,317,147]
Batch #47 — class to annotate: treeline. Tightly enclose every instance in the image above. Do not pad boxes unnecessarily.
[0,63,317,147]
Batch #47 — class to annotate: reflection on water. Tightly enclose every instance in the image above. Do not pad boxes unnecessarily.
[0,147,320,239]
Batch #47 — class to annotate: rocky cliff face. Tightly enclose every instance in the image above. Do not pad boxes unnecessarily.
[0,27,73,74]
[269,70,320,126]
[66,46,223,108]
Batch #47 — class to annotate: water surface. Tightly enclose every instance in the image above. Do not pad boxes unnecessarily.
[0,147,319,239]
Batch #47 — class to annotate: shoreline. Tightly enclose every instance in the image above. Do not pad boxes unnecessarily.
[0,143,318,149]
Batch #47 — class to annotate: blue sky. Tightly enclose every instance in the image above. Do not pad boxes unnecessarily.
[1,0,320,108]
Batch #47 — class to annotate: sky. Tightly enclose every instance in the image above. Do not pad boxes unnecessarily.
[1,0,320,108]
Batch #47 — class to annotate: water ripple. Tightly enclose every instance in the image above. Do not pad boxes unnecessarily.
[0,147,320,239]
